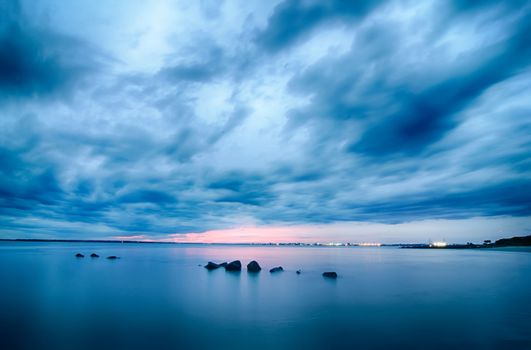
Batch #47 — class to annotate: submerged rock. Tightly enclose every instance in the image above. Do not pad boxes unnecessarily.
[296,270,301,274]
[269,266,283,273]
[247,260,261,272]
[90,253,99,258]
[75,253,84,258]
[204,261,221,270]
[107,256,119,260]
[322,272,337,278]
[225,260,242,271]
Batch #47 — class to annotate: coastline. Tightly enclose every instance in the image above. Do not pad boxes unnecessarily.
[1,236,530,250]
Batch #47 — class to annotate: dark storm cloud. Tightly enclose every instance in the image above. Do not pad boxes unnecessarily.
[0,110,249,238]
[209,171,275,206]
[287,3,531,156]
[255,0,384,52]
[0,153,64,233]
[353,19,531,155]
[117,189,177,205]
[344,180,531,224]
[449,0,529,13]
[0,136,200,237]
[0,0,105,99]
[0,114,62,211]
[246,176,531,226]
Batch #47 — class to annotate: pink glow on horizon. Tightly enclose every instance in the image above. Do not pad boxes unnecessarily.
[166,226,309,244]
[110,217,531,244]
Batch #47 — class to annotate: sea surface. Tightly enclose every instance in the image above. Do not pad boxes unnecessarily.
[1,242,530,350]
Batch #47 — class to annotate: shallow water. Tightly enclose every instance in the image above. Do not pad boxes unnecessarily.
[0,242,530,350]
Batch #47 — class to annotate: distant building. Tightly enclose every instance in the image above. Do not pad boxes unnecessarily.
[430,241,447,248]
[483,240,492,245]
[358,242,382,247]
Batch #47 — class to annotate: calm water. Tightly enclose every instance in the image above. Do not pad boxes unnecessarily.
[0,242,530,350]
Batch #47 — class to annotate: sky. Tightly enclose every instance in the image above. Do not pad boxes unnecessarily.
[0,0,530,243]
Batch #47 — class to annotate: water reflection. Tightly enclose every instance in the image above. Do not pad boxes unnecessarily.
[0,242,530,349]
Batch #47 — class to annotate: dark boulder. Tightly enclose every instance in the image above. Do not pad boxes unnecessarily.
[204,261,221,270]
[75,253,84,258]
[269,266,283,273]
[90,253,99,258]
[296,270,301,274]
[247,260,261,272]
[322,272,337,278]
[225,260,242,271]
[219,262,228,267]
[107,256,119,260]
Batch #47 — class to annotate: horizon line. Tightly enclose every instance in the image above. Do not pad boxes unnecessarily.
[0,237,489,246]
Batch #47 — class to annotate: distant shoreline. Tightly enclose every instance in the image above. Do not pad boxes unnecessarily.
[1,235,530,248]
[0,238,177,244]
[401,235,531,249]
[0,238,398,246]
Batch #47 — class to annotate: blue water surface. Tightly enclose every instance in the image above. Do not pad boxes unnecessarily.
[0,242,530,349]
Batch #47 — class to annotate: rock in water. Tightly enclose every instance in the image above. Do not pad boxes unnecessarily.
[204,261,220,270]
[219,262,228,267]
[269,266,283,273]
[107,256,119,260]
[75,253,84,258]
[247,260,261,272]
[296,270,301,274]
[225,260,242,271]
[90,253,99,258]
[322,272,337,278]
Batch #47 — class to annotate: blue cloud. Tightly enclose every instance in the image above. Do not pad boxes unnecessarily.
[0,0,105,99]
[118,189,176,205]
[255,0,384,52]
[0,0,530,239]
[159,46,225,83]
[287,10,531,156]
